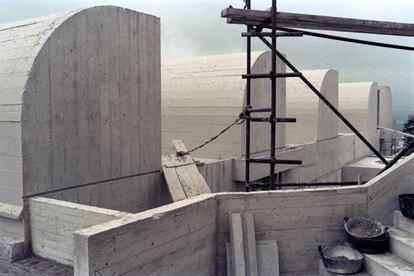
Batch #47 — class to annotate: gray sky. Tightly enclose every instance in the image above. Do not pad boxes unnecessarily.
[1,0,413,127]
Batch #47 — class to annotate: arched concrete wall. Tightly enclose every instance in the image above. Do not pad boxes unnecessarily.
[0,6,161,207]
[286,69,338,144]
[162,51,286,159]
[378,86,392,129]
[378,86,393,155]
[338,82,379,156]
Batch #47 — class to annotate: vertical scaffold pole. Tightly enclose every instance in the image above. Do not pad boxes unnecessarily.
[269,0,277,190]
[245,0,252,192]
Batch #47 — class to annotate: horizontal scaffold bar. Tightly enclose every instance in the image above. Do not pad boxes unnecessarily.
[222,7,414,36]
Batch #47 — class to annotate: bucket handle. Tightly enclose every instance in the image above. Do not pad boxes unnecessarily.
[318,245,328,268]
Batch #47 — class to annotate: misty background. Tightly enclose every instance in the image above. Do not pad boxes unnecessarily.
[1,0,413,128]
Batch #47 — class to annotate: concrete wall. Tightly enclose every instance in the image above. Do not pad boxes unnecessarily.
[0,10,74,208]
[216,189,366,275]
[45,172,170,213]
[73,194,217,276]
[286,69,338,144]
[21,6,161,199]
[378,86,393,155]
[162,52,286,159]
[0,6,161,209]
[196,158,239,192]
[338,82,379,155]
[28,197,130,266]
[367,155,414,224]
[71,154,414,275]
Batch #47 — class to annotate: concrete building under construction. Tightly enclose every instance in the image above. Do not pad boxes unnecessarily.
[0,2,413,276]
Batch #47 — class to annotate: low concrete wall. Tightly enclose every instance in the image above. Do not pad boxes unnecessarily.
[74,194,217,276]
[367,155,414,224]
[70,154,414,276]
[216,188,367,275]
[46,172,170,213]
[196,158,238,192]
[28,197,130,266]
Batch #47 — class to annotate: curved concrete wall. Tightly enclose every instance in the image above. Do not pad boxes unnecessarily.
[378,86,393,155]
[338,82,379,155]
[286,69,338,144]
[378,86,392,129]
[162,52,286,159]
[0,6,161,207]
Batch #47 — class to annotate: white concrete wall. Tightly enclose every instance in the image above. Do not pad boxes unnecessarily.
[71,153,414,275]
[0,11,74,208]
[0,6,161,211]
[216,189,366,275]
[73,194,217,276]
[338,82,379,156]
[162,52,286,159]
[21,6,161,198]
[378,86,393,155]
[45,172,170,213]
[367,154,414,224]
[28,197,130,266]
[286,69,338,144]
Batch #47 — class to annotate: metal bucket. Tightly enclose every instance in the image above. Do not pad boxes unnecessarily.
[344,217,389,254]
[399,194,414,219]
[318,245,363,274]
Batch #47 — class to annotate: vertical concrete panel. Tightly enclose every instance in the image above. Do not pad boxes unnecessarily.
[21,7,161,198]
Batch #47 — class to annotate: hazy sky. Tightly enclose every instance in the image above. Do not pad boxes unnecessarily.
[1,0,413,127]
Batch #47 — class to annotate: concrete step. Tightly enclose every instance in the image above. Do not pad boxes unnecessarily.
[389,227,414,265]
[364,252,414,276]
[0,233,26,261]
[393,210,414,235]
[319,260,371,276]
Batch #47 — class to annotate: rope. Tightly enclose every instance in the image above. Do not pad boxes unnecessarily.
[181,111,246,156]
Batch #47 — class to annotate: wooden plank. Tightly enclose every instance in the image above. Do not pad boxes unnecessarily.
[172,139,188,156]
[162,140,211,202]
[243,213,258,276]
[230,213,246,276]
[221,8,414,36]
[162,156,187,202]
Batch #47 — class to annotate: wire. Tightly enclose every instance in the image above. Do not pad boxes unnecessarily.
[277,27,414,51]
[182,112,246,156]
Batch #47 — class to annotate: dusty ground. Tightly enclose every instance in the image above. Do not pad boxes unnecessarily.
[0,255,73,276]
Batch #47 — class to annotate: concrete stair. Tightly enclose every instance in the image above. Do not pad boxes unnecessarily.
[320,211,414,276]
[0,230,27,262]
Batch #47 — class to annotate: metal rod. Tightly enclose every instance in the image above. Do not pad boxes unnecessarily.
[377,126,414,139]
[242,72,301,79]
[270,0,277,190]
[247,107,272,113]
[247,158,302,165]
[274,50,389,165]
[378,139,414,174]
[245,0,252,192]
[245,116,296,123]
[242,31,303,37]
[277,27,414,52]
[249,181,364,188]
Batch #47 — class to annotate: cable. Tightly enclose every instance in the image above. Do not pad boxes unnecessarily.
[277,27,414,51]
[181,112,246,156]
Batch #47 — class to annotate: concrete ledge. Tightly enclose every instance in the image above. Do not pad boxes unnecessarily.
[363,253,414,276]
[0,234,27,262]
[74,194,217,276]
[394,210,414,235]
[0,202,23,220]
[29,197,131,266]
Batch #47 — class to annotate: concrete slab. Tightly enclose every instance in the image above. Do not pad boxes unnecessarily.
[389,227,414,265]
[394,210,414,235]
[363,252,414,276]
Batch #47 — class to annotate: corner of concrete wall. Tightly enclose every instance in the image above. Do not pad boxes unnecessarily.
[73,194,218,275]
